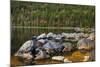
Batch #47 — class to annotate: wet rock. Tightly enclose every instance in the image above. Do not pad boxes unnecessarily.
[77,38,95,50]
[34,50,50,60]
[47,32,54,38]
[83,56,90,62]
[22,52,33,60]
[88,33,95,40]
[37,33,46,40]
[52,56,64,61]
[83,34,89,38]
[62,42,73,52]
[43,40,63,54]
[64,58,72,63]
[18,52,34,65]
[15,40,35,57]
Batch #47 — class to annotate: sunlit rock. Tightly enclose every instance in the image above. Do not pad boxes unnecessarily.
[52,56,64,61]
[64,58,72,63]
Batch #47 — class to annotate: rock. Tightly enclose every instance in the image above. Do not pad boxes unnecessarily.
[52,56,64,61]
[83,34,89,38]
[83,56,90,62]
[62,42,73,52]
[22,52,33,60]
[74,27,81,32]
[64,58,72,63]
[88,33,95,40]
[15,40,36,57]
[37,33,46,40]
[43,40,63,54]
[34,50,50,60]
[34,54,50,60]
[47,32,54,38]
[77,38,95,50]
[45,48,55,54]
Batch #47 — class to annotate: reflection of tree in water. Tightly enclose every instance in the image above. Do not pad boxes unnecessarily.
[11,50,94,66]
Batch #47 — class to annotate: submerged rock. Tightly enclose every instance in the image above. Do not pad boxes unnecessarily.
[64,51,90,62]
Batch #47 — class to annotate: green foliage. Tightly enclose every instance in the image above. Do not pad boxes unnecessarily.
[11,1,95,28]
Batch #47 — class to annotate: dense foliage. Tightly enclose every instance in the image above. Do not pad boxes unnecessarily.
[11,1,95,28]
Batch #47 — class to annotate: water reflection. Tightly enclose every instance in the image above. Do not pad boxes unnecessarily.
[11,28,76,55]
[11,28,95,66]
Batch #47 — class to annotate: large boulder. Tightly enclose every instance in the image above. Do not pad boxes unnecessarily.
[15,40,35,57]
[77,38,95,50]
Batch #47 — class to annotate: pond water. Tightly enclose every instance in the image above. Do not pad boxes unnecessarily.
[11,28,94,66]
[11,50,94,66]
